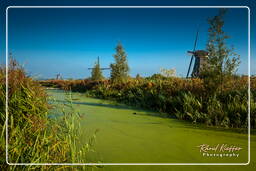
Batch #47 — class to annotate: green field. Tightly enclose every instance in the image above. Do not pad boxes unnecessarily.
[48,89,256,171]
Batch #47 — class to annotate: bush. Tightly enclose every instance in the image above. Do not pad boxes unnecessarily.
[174,92,207,124]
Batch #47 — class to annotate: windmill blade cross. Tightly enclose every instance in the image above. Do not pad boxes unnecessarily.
[193,29,199,52]
[88,67,110,70]
[88,56,111,70]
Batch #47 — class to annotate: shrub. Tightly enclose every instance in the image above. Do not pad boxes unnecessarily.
[174,92,206,123]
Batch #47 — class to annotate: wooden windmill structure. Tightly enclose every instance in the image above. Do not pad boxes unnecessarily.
[88,56,110,72]
[186,29,208,78]
[56,73,62,80]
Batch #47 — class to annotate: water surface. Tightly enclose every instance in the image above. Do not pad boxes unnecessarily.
[47,89,255,170]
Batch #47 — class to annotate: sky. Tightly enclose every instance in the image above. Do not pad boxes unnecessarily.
[0,0,254,79]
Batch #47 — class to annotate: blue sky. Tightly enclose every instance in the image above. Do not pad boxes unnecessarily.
[0,0,254,79]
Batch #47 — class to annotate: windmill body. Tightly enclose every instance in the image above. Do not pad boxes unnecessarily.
[186,28,208,78]
[189,50,208,78]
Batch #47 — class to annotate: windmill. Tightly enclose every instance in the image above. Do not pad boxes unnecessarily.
[56,73,62,80]
[186,29,208,78]
[88,56,110,71]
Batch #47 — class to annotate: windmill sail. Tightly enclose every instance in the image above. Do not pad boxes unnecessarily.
[186,29,199,78]
[88,57,110,70]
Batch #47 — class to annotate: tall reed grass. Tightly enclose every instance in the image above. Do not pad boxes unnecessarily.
[0,58,94,170]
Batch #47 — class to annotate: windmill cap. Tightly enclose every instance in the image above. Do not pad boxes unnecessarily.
[187,50,208,58]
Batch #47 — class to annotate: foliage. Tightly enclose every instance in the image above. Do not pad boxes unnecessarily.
[174,92,206,123]
[160,67,176,77]
[41,75,255,129]
[135,74,142,80]
[110,42,129,83]
[0,58,92,170]
[91,57,104,81]
[202,9,240,94]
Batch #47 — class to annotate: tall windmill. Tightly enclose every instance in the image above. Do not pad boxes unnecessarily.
[88,56,110,71]
[186,29,208,78]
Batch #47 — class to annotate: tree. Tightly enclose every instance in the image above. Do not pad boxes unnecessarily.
[202,9,240,93]
[110,42,129,83]
[160,67,176,77]
[91,57,104,81]
[136,74,142,79]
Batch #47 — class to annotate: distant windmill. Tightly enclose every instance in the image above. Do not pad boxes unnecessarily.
[56,73,62,80]
[186,29,208,78]
[88,56,110,71]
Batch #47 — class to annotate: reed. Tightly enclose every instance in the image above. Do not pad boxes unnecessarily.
[0,58,94,170]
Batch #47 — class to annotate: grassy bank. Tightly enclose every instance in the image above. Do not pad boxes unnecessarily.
[40,75,256,129]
